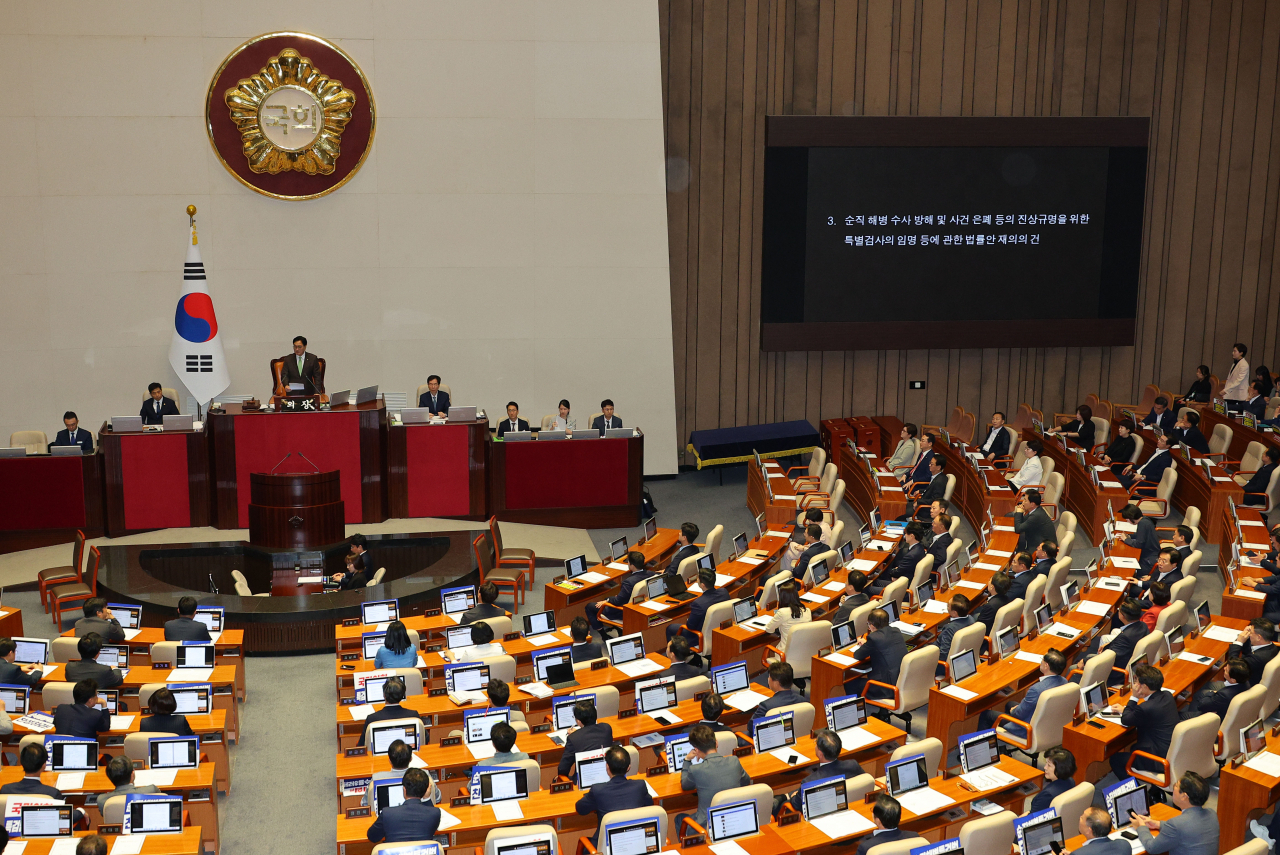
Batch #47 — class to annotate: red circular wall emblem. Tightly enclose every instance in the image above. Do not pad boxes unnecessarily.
[205,32,375,201]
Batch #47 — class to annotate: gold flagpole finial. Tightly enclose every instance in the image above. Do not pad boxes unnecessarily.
[186,205,198,245]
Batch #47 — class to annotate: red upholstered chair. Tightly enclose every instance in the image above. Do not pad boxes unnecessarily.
[39,530,85,613]
[488,516,534,593]
[51,545,99,628]
[270,356,328,405]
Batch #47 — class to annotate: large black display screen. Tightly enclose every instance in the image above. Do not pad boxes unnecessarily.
[760,117,1149,351]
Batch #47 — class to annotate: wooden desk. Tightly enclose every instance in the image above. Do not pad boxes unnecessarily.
[489,432,644,528]
[60,628,246,703]
[541,529,679,627]
[0,452,104,554]
[386,419,489,521]
[335,613,470,655]
[748,460,803,527]
[1219,725,1280,851]
[1060,803,1179,850]
[99,425,210,537]
[835,444,907,528]
[1026,428,1130,545]
[16,828,203,855]
[0,765,219,852]
[1219,507,1273,621]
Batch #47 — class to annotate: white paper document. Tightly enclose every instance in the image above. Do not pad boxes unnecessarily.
[579,571,609,584]
[1108,557,1141,570]
[437,808,461,830]
[347,703,376,721]
[1237,589,1267,600]
[637,600,672,612]
[1203,624,1243,643]
[111,836,147,855]
[297,575,324,583]
[121,628,142,641]
[518,682,554,699]
[891,621,924,638]
[868,540,897,551]
[801,592,828,604]
[1044,622,1081,639]
[1241,519,1267,527]
[822,580,847,592]
[646,710,683,725]
[850,559,882,572]
[110,715,135,731]
[615,659,662,678]
[737,556,766,566]
[810,810,876,840]
[1244,751,1280,777]
[836,725,879,750]
[993,525,1015,532]
[409,753,429,769]
[50,840,80,855]
[990,485,1011,492]
[1175,651,1213,665]
[55,772,85,791]
[922,600,950,614]
[527,634,561,647]
[986,550,1012,558]
[133,768,177,787]
[956,580,986,590]
[715,573,735,587]
[1214,476,1234,482]
[1095,577,1129,591]
[606,563,630,571]
[896,786,956,815]
[1073,600,1112,616]
[1014,651,1044,664]
[974,563,1003,571]
[490,800,524,821]
[770,747,811,764]
[940,685,978,701]
[709,842,751,855]
[725,689,768,711]
[168,668,213,682]
[466,740,496,760]
[765,531,792,539]
[825,653,856,667]
[960,767,1018,790]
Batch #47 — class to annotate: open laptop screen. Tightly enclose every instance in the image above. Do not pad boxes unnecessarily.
[523,610,555,636]
[441,585,477,616]
[149,736,200,769]
[565,556,589,578]
[710,662,750,695]
[732,598,756,624]
[603,818,661,855]
[464,708,510,744]
[635,676,676,714]
[479,767,528,803]
[886,754,929,797]
[707,801,759,842]
[108,603,142,629]
[606,633,645,666]
[825,694,867,732]
[949,648,978,684]
[362,600,398,625]
[800,775,848,820]
[533,647,573,682]
[128,797,183,834]
[958,729,1000,773]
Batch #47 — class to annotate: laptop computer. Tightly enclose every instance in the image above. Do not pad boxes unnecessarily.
[448,406,477,422]
[20,804,73,838]
[885,753,930,798]
[710,661,751,696]
[112,416,144,433]
[50,445,82,456]
[800,774,850,821]
[958,729,1000,773]
[544,661,579,690]
[572,429,600,439]
[401,407,432,424]
[666,573,695,602]
[127,796,184,835]
[356,385,379,405]
[49,738,97,771]
[533,646,575,683]
[706,800,760,843]
[522,610,555,636]
[1017,811,1064,855]
[149,736,200,769]
[824,694,867,732]
[604,428,632,439]
[504,431,533,442]
[603,816,662,855]
[540,430,568,440]
[362,599,398,625]
[163,414,194,431]
[0,447,25,458]
[328,390,352,407]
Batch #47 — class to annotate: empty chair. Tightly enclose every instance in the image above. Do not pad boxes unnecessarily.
[1182,505,1202,531]
[473,533,524,606]
[958,811,1014,854]
[1057,530,1076,560]
[9,430,48,455]
[49,637,80,663]
[786,447,827,488]
[1040,473,1065,519]
[765,623,830,682]
[1259,656,1280,721]
[1044,558,1072,611]
[488,516,535,593]
[1054,512,1078,546]
[991,598,1025,641]
[888,737,943,773]
[704,525,724,564]
[1168,575,1196,607]
[39,530,85,612]
[1133,468,1177,519]
[845,773,875,801]
[1131,630,1166,668]
[50,544,100,628]
[1050,781,1095,834]
[675,676,710,702]
[366,567,386,587]
[1070,650,1115,716]
[1224,840,1271,855]
[863,644,939,732]
[866,837,928,855]
[231,569,269,596]
[1206,422,1235,461]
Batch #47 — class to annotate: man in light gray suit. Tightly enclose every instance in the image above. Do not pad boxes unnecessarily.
[1075,807,1131,854]
[677,724,751,831]
[1132,771,1217,855]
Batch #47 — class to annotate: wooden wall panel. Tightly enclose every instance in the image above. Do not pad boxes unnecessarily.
[660,0,1280,463]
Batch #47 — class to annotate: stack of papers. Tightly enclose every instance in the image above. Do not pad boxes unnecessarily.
[13,712,53,732]
[986,550,1012,558]
[526,633,561,647]
[821,580,847,592]
[867,539,897,551]
[824,652,856,667]
[517,682,553,699]
[438,809,461,830]
[993,525,1015,532]
[347,703,377,721]
[1014,651,1044,664]
[1175,651,1213,665]
[959,766,1018,790]
[467,740,496,760]
[1236,589,1267,600]
[737,556,766,566]
[708,842,751,855]
[1244,751,1280,777]
[168,667,214,682]
[715,573,735,587]
[110,714,135,730]
[616,659,662,678]
[955,580,986,590]
[896,786,956,815]
[835,726,879,750]
[765,530,791,538]
[922,600,950,614]
[1203,624,1243,643]
[1115,521,1138,533]
[578,571,609,584]
[55,772,85,791]
[1073,600,1112,617]
[133,768,177,787]
[725,689,768,711]
[940,685,978,701]
[974,562,1003,571]
[637,600,672,612]
[891,621,924,638]
[809,810,876,840]
[849,559,882,572]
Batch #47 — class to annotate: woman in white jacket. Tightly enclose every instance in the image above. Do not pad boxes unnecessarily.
[885,423,921,474]
[1223,342,1251,401]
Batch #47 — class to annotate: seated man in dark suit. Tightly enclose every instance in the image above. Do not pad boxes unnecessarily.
[103,754,160,802]
[1006,552,1036,601]
[65,633,122,690]
[790,524,828,585]
[418,375,450,414]
[575,745,653,845]
[73,598,125,642]
[1032,541,1058,576]
[1227,617,1280,686]
[496,402,530,437]
[1108,663,1179,780]
[898,432,936,487]
[1141,396,1177,434]
[366,768,441,845]
[974,572,1014,636]
[1118,503,1161,573]
[0,638,42,686]
[0,744,65,798]
[751,661,806,720]
[586,551,653,638]
[978,412,1011,463]
[1030,747,1078,814]
[870,522,925,595]
[665,522,700,576]
[927,514,954,576]
[461,582,506,624]
[1012,490,1056,553]
[569,617,604,663]
[978,648,1069,736]
[656,635,702,682]
[1245,380,1269,420]
[163,596,212,642]
[1172,410,1211,454]
[356,677,416,747]
[780,729,865,814]
[1239,527,1280,622]
[830,572,871,627]
[1118,432,1175,491]
[139,382,180,425]
[668,567,730,644]
[1242,447,1280,507]
[279,336,324,395]
[935,594,976,677]
[1131,548,1183,609]
[679,692,736,736]
[905,455,948,515]
[844,609,907,703]
[855,795,922,855]
[50,411,93,453]
[592,399,623,434]
[558,699,615,777]
[53,678,110,739]
[1097,599,1148,683]
[1181,657,1249,720]
[1075,807,1130,855]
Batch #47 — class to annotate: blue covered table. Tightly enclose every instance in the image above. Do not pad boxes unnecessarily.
[686,420,820,469]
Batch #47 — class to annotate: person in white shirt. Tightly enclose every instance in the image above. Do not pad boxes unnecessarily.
[446,621,504,662]
[551,399,572,430]
[1223,342,1251,401]
[786,508,831,568]
[1008,438,1044,490]
[885,423,920,473]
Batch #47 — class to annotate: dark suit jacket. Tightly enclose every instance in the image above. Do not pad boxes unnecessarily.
[141,713,194,736]
[558,722,615,775]
[1123,517,1161,572]
[51,428,93,453]
[1189,681,1246,719]
[418,389,450,414]
[1243,462,1278,496]
[1228,639,1279,686]
[751,688,806,720]
[1246,396,1268,419]
[164,617,212,642]
[979,425,1010,458]
[666,544,699,576]
[496,418,530,437]
[0,778,64,799]
[65,658,122,690]
[53,702,110,739]
[888,542,925,584]
[571,641,603,663]
[794,542,827,581]
[1174,425,1211,454]
[852,627,907,688]
[937,614,976,661]
[575,775,653,842]
[1123,690,1179,758]
[74,616,125,642]
[357,703,417,747]
[1007,570,1034,602]
[788,757,866,810]
[1032,558,1053,577]
[279,351,324,394]
[927,532,953,576]
[906,449,934,486]
[1012,507,1056,553]
[656,660,702,682]
[1143,408,1176,433]
[1029,776,1076,814]
[1103,435,1136,464]
[340,569,370,590]
[687,587,731,633]
[367,798,441,843]
[976,593,1013,635]
[1132,449,1175,488]
[831,593,870,628]
[609,569,654,609]
[592,415,624,434]
[139,396,179,425]
[460,602,505,625]
[855,829,920,855]
[1004,674,1070,737]
[1073,837,1132,855]
[0,659,41,687]
[915,473,947,504]
[1062,418,1095,450]
[1105,620,1150,678]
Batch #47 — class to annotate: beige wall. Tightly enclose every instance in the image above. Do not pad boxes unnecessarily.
[0,0,679,473]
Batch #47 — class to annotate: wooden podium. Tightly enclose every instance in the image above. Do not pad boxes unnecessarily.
[248,471,345,549]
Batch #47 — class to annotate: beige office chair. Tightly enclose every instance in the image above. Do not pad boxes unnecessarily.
[948,515,962,538]
[363,717,425,752]
[880,577,910,615]
[1126,712,1219,794]
[944,539,964,574]
[766,623,830,682]
[482,826,558,855]
[231,569,269,596]
[675,676,710,702]
[864,644,939,732]
[803,551,839,587]
[386,668,425,696]
[996,682,1079,762]
[1181,548,1204,579]
[618,745,642,776]
[9,431,47,455]
[676,552,704,585]
[586,685,620,719]
[787,448,827,487]
[829,520,846,550]
[1039,455,1057,482]
[1168,575,1196,608]
[758,570,792,609]
[124,730,178,765]
[1182,505,1202,532]
[866,837,928,855]
[137,684,170,712]
[161,388,179,411]
[477,616,512,639]
[1050,781,1095,834]
[1091,416,1110,448]
[940,623,987,682]
[703,525,725,564]
[494,758,541,792]
[850,601,877,637]
[1153,601,1188,637]
[888,737,943,773]
[474,654,516,686]
[1224,842,1271,855]
[1246,469,1280,515]
[1216,685,1266,761]
[50,637,80,663]
[908,555,935,592]
[1206,422,1235,462]
[101,795,132,824]
[367,567,386,587]
[1055,511,1078,545]
[1040,473,1065,519]
[1131,630,1166,667]
[1234,441,1268,482]
[1133,468,1177,518]
[588,806,667,854]
[1259,656,1280,721]
[1070,650,1115,716]
[690,600,734,658]
[991,598,1025,642]
[41,681,75,708]
[769,702,816,736]
[1127,433,1145,463]
[845,773,875,801]
[1044,558,1072,611]
[958,811,1014,854]
[1056,531,1076,562]
[1020,576,1047,636]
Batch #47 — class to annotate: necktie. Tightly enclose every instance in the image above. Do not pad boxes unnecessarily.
[155,400,160,413]
[297,355,304,373]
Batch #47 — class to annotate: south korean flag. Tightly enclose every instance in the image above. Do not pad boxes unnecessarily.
[167,220,230,407]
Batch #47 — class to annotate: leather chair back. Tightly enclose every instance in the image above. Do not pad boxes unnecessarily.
[9,431,48,454]
[1023,682,1080,753]
[1045,558,1072,610]
[769,702,816,735]
[50,637,80,663]
[894,644,940,714]
[1217,684,1265,759]
[779,624,830,680]
[888,736,942,772]
[958,811,1014,854]
[1168,575,1196,606]
[699,602,735,654]
[704,525,724,564]
[484,826,558,855]
[1131,630,1166,668]
[41,681,75,708]
[1161,713,1221,787]
[1210,422,1234,456]
[1075,650,1115,715]
[675,676,710,702]
[1050,782,1095,834]
[1021,576,1047,634]
[1154,601,1188,637]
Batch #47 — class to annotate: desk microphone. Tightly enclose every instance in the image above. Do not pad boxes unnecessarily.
[297,452,321,473]
[269,452,293,473]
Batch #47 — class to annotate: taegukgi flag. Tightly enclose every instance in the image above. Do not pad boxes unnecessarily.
[168,209,230,406]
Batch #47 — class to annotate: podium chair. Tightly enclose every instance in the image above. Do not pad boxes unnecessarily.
[270,355,327,405]
[9,430,47,454]
[414,383,451,408]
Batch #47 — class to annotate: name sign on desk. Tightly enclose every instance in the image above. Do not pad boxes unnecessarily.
[591,659,608,671]
[778,812,801,827]
[425,609,442,617]
[646,765,667,777]
[550,782,574,794]
[342,618,362,627]
[345,807,371,819]
[441,736,462,747]
[345,746,367,757]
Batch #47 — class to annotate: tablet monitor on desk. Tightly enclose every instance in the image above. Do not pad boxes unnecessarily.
[1166,626,1185,657]
[885,753,929,797]
[0,685,29,715]
[710,661,751,695]
[362,600,398,625]
[606,633,646,666]
[96,644,129,669]
[49,445,82,456]
[361,632,388,660]
[958,729,1000,773]
[464,708,510,745]
[576,749,610,789]
[370,720,421,756]
[441,585,477,617]
[948,648,978,684]
[641,516,658,543]
[838,541,855,564]
[373,780,406,815]
[128,796,184,834]
[635,675,676,714]
[706,800,760,843]
[1033,603,1053,632]
[444,662,490,694]
[1059,580,1081,608]
[495,834,553,855]
[478,766,527,803]
[824,694,867,732]
[644,576,667,600]
[663,733,698,774]
[1242,717,1267,762]
[1081,681,1109,718]
[564,555,589,579]
[753,710,797,754]
[995,625,1020,658]
[359,674,400,705]
[1194,600,1212,630]
[443,625,477,651]
[1017,811,1064,855]
[914,580,934,607]
[1105,778,1148,830]
[532,646,573,682]
[603,817,661,855]
[551,694,593,731]
[13,637,47,665]
[352,385,378,405]
[800,774,849,821]
[176,643,214,668]
[193,606,224,634]
[49,737,97,771]
[754,513,767,538]
[731,597,757,625]
[697,553,715,572]
[809,558,829,586]
[947,560,962,588]
[20,804,73,838]
[167,684,211,715]
[97,689,119,715]
[108,603,141,629]
[733,532,751,560]
[831,619,856,652]
[878,598,899,624]
[522,610,555,636]
[149,735,199,769]
[401,407,432,424]
[609,537,629,562]
[328,390,352,407]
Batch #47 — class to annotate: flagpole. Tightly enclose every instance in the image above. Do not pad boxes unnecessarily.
[187,204,202,422]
